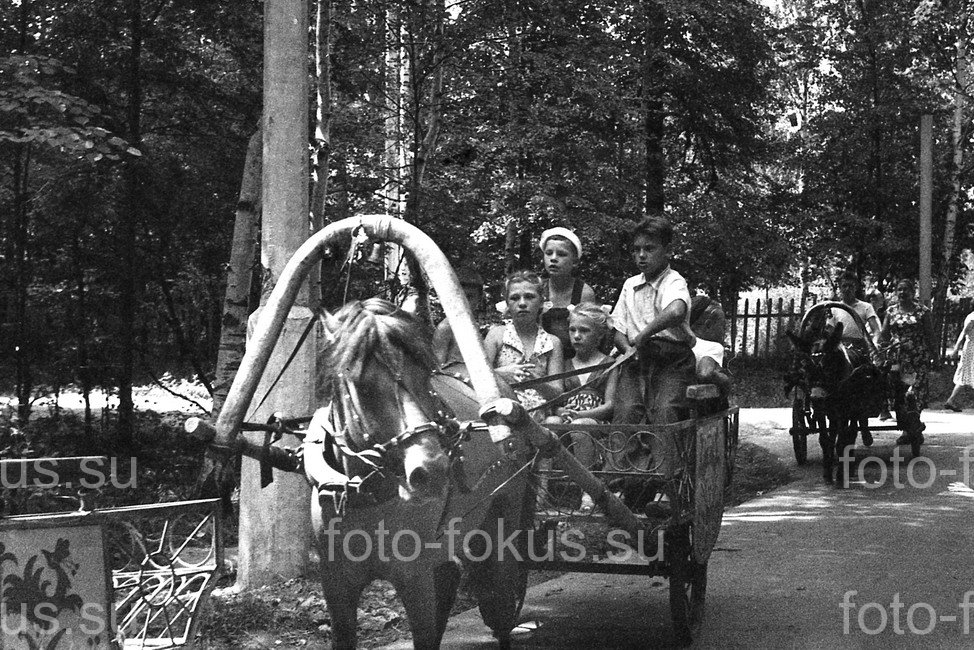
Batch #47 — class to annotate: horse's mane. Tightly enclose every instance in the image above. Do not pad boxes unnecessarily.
[317,298,437,399]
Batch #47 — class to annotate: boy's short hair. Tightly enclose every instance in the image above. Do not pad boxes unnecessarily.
[457,267,483,289]
[630,216,674,247]
[837,271,859,285]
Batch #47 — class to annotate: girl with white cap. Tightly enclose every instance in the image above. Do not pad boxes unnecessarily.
[538,227,597,358]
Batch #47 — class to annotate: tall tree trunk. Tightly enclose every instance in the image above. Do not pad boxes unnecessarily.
[934,22,969,348]
[71,232,94,435]
[158,277,215,396]
[12,142,31,421]
[383,0,404,219]
[855,0,888,276]
[117,0,143,447]
[381,0,416,314]
[401,0,446,326]
[309,0,334,307]
[12,0,32,421]
[643,2,666,216]
[212,127,262,417]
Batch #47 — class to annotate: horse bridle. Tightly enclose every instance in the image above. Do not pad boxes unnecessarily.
[317,356,466,493]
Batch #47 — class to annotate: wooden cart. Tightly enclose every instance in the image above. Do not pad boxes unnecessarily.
[527,387,739,645]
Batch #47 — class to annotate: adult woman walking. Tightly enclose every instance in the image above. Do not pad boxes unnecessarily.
[879,278,939,444]
[945,307,974,411]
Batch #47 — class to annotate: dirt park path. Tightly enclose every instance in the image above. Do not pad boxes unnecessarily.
[397,408,974,649]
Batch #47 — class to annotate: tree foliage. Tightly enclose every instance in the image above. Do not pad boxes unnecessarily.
[2,0,971,416]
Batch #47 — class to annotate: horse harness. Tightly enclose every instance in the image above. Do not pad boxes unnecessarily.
[299,363,469,511]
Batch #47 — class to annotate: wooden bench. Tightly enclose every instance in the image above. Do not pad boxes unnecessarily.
[1,456,222,649]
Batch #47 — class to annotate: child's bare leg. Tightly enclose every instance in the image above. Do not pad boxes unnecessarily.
[568,417,600,512]
[698,356,731,392]
[568,417,598,469]
[945,384,965,410]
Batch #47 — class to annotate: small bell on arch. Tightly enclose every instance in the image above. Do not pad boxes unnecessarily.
[364,241,385,267]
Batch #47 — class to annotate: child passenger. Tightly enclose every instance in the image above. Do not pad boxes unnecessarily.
[538,227,597,359]
[484,270,564,419]
[432,267,484,369]
[689,294,731,393]
[610,217,697,425]
[544,302,619,514]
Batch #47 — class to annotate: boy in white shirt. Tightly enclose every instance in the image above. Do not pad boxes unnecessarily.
[610,217,697,425]
[827,271,881,363]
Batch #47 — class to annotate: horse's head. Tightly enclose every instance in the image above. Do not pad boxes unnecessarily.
[318,298,454,502]
[786,322,851,404]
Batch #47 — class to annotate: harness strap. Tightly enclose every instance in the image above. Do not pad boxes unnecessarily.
[524,349,636,413]
[510,357,617,389]
[249,306,322,419]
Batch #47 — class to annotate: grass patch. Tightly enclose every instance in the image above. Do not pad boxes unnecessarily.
[728,441,795,507]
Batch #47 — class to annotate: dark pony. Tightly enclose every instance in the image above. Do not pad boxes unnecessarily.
[786,322,874,485]
[304,298,534,649]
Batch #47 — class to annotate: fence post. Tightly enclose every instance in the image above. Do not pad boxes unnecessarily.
[730,298,739,358]
[776,297,784,359]
[741,299,749,360]
[754,298,761,359]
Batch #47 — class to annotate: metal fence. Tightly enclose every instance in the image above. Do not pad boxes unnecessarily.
[726,296,972,367]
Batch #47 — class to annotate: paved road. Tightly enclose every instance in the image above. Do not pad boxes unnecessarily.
[401,408,974,649]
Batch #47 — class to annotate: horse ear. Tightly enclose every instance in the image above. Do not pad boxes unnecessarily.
[786,330,809,353]
[827,322,844,347]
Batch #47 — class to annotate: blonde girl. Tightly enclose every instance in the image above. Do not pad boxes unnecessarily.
[544,302,618,513]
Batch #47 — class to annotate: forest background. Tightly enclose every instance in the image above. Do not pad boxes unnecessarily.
[2,0,974,445]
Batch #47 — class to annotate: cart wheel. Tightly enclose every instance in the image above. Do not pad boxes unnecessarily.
[907,414,923,459]
[792,432,808,465]
[474,488,533,644]
[791,397,809,465]
[667,527,707,646]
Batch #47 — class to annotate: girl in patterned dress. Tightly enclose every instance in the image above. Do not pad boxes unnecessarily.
[484,270,564,419]
[945,308,974,411]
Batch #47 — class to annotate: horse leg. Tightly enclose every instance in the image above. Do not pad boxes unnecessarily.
[434,560,462,637]
[834,418,857,488]
[819,422,833,483]
[395,563,449,650]
[320,574,367,650]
